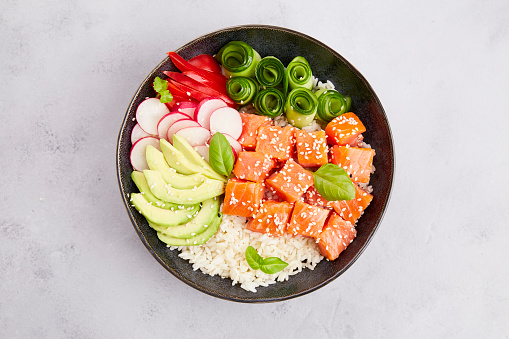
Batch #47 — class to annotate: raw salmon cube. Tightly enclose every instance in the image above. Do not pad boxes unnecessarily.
[295,130,328,168]
[233,151,276,182]
[222,179,264,218]
[238,112,272,150]
[330,145,375,183]
[287,200,330,238]
[316,213,357,260]
[325,112,366,146]
[256,125,296,161]
[265,159,314,203]
[246,200,294,236]
[306,184,373,225]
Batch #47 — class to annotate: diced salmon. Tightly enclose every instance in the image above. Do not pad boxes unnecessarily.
[316,213,357,260]
[222,180,264,218]
[246,200,294,236]
[330,145,375,183]
[238,113,272,150]
[325,112,366,146]
[265,159,314,203]
[256,125,296,161]
[232,151,277,182]
[287,200,330,238]
[306,184,373,225]
[295,130,328,168]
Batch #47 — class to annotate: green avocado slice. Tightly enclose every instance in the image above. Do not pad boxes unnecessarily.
[130,193,199,227]
[172,135,225,181]
[160,139,226,182]
[157,213,222,246]
[143,170,224,205]
[131,171,184,209]
[148,197,219,238]
[146,145,206,189]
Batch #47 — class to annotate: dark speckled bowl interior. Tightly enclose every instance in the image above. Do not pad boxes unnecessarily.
[117,25,394,302]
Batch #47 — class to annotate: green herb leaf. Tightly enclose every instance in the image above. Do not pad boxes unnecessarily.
[245,246,288,274]
[245,246,264,270]
[313,163,355,201]
[153,77,173,104]
[260,257,289,274]
[208,132,234,176]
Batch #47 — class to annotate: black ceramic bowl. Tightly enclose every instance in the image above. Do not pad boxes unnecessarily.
[117,25,394,302]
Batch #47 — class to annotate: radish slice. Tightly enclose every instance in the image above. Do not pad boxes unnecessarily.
[222,133,242,155]
[195,97,227,129]
[157,112,190,141]
[135,98,170,135]
[167,119,201,143]
[130,136,160,171]
[173,101,198,119]
[131,123,152,145]
[175,127,211,147]
[193,145,210,162]
[209,107,243,139]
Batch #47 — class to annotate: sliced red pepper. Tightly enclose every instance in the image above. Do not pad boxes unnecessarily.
[188,54,222,73]
[183,71,228,96]
[165,79,193,99]
[167,51,227,87]
[163,71,233,106]
[167,78,209,102]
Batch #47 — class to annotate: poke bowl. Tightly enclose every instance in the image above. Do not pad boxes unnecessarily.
[116,25,394,302]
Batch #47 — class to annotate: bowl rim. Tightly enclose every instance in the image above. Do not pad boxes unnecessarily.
[116,24,395,303]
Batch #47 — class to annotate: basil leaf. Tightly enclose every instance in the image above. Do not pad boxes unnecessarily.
[260,257,288,274]
[153,77,173,104]
[208,132,234,176]
[245,246,264,270]
[313,163,355,201]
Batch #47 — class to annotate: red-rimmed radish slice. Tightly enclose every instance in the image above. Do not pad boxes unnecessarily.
[167,119,201,143]
[209,107,243,139]
[222,133,242,155]
[193,145,210,162]
[135,98,170,135]
[157,112,190,141]
[131,123,152,145]
[195,97,227,129]
[173,101,198,119]
[175,127,211,147]
[130,136,160,171]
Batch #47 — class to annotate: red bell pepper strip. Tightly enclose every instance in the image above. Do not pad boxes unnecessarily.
[183,71,228,95]
[188,54,223,74]
[167,78,210,103]
[167,51,227,87]
[163,71,234,106]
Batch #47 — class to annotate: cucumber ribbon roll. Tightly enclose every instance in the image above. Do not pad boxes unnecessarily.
[285,88,318,128]
[217,41,261,78]
[286,56,313,91]
[255,56,286,88]
[254,88,285,118]
[315,89,352,122]
[226,77,258,105]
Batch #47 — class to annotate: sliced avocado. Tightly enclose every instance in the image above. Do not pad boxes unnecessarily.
[143,170,224,205]
[157,213,222,246]
[148,197,219,238]
[131,171,183,209]
[172,135,226,182]
[146,145,205,189]
[130,193,199,227]
[160,139,226,182]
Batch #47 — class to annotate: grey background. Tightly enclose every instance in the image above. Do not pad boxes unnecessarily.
[1,1,508,338]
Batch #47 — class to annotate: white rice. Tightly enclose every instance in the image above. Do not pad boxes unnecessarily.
[170,215,324,292]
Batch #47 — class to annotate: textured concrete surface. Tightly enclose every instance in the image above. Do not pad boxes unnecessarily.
[1,1,508,338]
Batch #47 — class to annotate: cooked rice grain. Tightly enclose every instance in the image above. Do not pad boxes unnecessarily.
[170,214,324,292]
